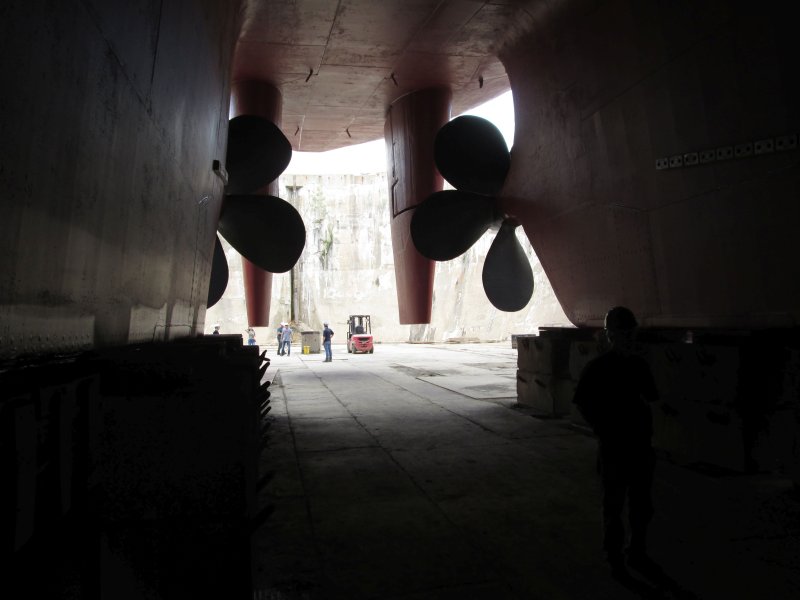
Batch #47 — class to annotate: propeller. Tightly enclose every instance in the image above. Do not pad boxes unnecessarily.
[410,190,495,261]
[207,234,228,308]
[434,115,510,196]
[218,194,305,273]
[410,115,534,312]
[225,115,292,194]
[207,114,306,305]
[482,220,534,312]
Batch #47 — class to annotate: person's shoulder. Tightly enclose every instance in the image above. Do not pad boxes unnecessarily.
[575,353,604,382]
[579,349,624,378]
[584,351,612,370]
[631,354,655,376]
[624,352,651,368]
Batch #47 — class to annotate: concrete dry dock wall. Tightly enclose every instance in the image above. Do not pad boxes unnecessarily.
[517,327,800,483]
[3,337,271,598]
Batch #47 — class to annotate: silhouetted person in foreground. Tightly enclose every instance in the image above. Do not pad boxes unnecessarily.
[573,306,660,581]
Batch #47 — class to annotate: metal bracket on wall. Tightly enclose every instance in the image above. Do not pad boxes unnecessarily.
[775,134,798,151]
[212,159,228,185]
[754,138,774,154]
[655,133,797,170]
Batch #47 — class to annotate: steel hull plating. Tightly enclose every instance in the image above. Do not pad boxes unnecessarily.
[500,1,800,329]
[0,0,242,358]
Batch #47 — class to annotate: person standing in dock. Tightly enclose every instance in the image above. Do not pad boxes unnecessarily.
[322,322,334,362]
[280,322,293,356]
[277,322,285,355]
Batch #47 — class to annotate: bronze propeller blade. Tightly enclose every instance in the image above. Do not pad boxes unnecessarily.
[410,190,496,261]
[207,234,229,307]
[218,195,306,273]
[434,115,510,196]
[482,220,534,312]
[225,115,292,194]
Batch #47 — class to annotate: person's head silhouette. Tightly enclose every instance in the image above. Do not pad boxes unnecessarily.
[604,306,637,353]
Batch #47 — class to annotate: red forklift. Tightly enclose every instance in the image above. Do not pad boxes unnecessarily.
[347,315,374,354]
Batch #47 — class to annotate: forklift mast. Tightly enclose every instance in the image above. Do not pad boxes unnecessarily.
[348,315,371,335]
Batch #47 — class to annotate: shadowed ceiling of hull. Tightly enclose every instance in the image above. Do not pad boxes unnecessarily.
[233,0,528,152]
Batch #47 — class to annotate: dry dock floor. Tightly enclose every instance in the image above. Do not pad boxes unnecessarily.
[252,342,799,600]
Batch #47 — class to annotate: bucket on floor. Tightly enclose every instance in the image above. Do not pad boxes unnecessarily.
[303,345,310,354]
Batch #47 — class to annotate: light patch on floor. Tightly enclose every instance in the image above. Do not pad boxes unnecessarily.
[417,374,517,399]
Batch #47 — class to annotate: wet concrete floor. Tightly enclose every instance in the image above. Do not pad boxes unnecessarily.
[252,342,799,599]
